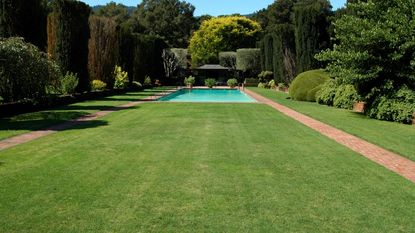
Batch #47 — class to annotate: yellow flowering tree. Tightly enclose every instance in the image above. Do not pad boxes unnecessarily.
[189,16,261,67]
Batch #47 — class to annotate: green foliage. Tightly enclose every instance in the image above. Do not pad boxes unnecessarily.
[184,76,195,85]
[268,80,276,89]
[0,37,61,102]
[271,24,297,84]
[51,0,91,92]
[236,48,261,76]
[95,2,130,25]
[244,78,259,87]
[258,82,266,88]
[0,0,47,48]
[204,78,216,88]
[368,86,415,124]
[316,0,415,123]
[219,52,237,70]
[227,78,238,88]
[294,0,331,73]
[189,16,261,66]
[170,48,188,69]
[113,65,128,89]
[258,71,274,83]
[144,76,152,86]
[60,72,79,95]
[133,0,196,47]
[316,79,337,106]
[91,80,107,91]
[289,69,330,102]
[333,84,359,110]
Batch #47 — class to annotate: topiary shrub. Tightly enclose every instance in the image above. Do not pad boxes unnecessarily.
[289,69,330,102]
[236,48,261,77]
[316,79,337,106]
[219,52,237,69]
[227,78,238,88]
[368,86,415,124]
[333,84,359,110]
[205,78,216,88]
[91,80,107,91]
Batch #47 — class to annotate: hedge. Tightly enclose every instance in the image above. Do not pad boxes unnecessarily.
[289,69,330,102]
[236,48,261,76]
[219,52,237,69]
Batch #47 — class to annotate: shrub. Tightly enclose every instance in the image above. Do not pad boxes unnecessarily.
[268,80,276,89]
[368,86,415,124]
[227,79,238,88]
[61,72,79,95]
[244,78,259,87]
[277,82,288,91]
[184,76,196,86]
[258,71,274,83]
[236,48,261,76]
[113,65,128,89]
[258,83,266,88]
[219,52,237,69]
[91,80,107,91]
[333,85,359,110]
[316,79,337,106]
[144,76,152,86]
[170,48,188,69]
[205,78,216,88]
[289,69,330,102]
[0,37,61,102]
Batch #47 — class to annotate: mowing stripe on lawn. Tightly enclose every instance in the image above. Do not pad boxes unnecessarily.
[0,89,177,151]
[245,88,415,183]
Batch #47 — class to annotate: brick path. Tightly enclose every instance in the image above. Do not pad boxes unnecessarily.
[244,89,415,184]
[0,89,176,151]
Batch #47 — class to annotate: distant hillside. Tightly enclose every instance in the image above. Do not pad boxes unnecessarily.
[91,5,136,15]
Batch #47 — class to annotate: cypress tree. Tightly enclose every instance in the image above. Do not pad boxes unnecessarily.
[272,24,296,84]
[0,0,47,49]
[51,0,91,92]
[263,34,274,72]
[294,0,331,73]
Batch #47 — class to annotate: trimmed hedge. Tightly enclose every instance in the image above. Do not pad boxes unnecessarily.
[289,69,330,102]
[236,48,261,76]
[171,48,188,69]
[219,52,237,70]
[333,84,359,110]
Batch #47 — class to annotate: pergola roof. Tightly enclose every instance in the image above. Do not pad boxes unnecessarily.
[196,64,230,70]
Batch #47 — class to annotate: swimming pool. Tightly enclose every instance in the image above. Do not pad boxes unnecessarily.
[158,88,257,103]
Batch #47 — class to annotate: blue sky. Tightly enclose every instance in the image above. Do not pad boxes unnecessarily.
[80,0,347,16]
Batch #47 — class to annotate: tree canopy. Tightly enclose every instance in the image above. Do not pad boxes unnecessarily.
[189,16,261,66]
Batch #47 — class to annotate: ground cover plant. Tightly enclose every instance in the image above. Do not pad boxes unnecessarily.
[0,88,170,140]
[249,87,415,162]
[0,103,414,232]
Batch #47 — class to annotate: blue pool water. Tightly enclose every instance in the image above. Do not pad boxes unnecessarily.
[158,89,256,103]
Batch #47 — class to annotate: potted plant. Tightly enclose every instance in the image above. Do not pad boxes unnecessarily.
[205,78,216,88]
[227,78,238,89]
[184,76,195,88]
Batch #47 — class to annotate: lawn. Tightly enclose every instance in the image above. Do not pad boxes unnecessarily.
[0,88,171,140]
[249,87,415,162]
[1,103,414,232]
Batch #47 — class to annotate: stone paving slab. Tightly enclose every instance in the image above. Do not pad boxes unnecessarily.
[244,89,415,184]
[0,89,176,151]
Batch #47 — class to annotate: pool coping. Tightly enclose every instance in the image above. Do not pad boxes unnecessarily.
[157,87,259,103]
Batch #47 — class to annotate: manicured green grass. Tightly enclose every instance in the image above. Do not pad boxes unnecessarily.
[249,87,415,162]
[1,103,414,232]
[0,88,171,140]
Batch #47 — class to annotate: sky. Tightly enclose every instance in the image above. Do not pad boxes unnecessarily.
[80,0,347,16]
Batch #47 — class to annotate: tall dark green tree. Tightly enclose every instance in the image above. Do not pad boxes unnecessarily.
[0,0,48,49]
[294,0,332,73]
[132,0,196,47]
[50,0,91,91]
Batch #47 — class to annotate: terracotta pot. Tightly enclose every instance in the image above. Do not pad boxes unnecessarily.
[353,102,366,113]
[187,84,193,88]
